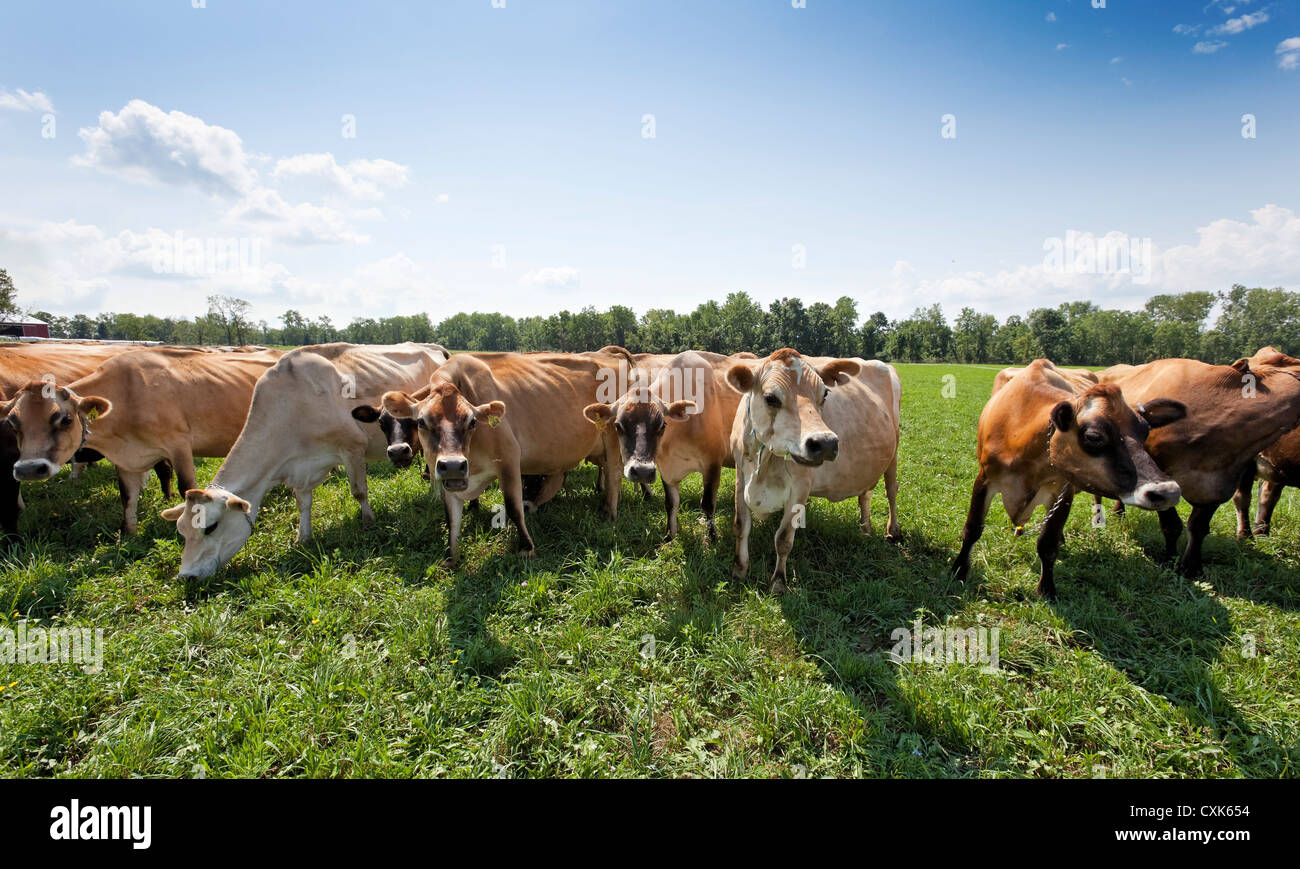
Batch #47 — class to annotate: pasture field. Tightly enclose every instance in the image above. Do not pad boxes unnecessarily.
[0,363,1297,778]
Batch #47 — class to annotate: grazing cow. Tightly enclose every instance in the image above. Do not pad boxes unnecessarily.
[2,348,283,533]
[727,349,901,594]
[583,350,747,541]
[1099,352,1300,576]
[351,385,432,471]
[159,343,447,580]
[1229,347,1300,537]
[952,360,1187,597]
[382,352,621,567]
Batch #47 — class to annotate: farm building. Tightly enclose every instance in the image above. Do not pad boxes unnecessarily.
[0,315,51,339]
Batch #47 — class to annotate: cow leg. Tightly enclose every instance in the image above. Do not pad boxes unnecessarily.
[116,468,147,535]
[500,464,536,558]
[154,460,176,500]
[858,492,873,535]
[530,473,566,510]
[1255,480,1284,536]
[883,452,901,542]
[1157,507,1183,565]
[769,500,803,595]
[442,488,465,569]
[952,471,991,582]
[701,464,721,543]
[167,451,195,498]
[70,462,86,480]
[1233,464,1256,540]
[1178,503,1217,578]
[732,465,752,580]
[343,451,375,526]
[663,481,681,542]
[0,473,20,543]
[640,481,653,500]
[1036,483,1074,600]
[600,435,621,521]
[293,487,313,543]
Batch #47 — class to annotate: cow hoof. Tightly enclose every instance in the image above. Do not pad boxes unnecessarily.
[520,548,536,559]
[707,526,718,544]
[731,562,748,580]
[886,529,902,544]
[1253,524,1270,537]
[1013,526,1025,537]
[440,558,456,571]
[769,577,787,595]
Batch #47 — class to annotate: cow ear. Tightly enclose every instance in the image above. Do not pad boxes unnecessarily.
[0,396,15,417]
[1050,401,1075,432]
[665,400,695,421]
[1231,358,1251,375]
[160,503,186,521]
[77,396,112,421]
[818,359,860,386]
[1137,398,1186,429]
[726,363,756,394]
[226,495,252,514]
[411,384,433,401]
[584,403,615,426]
[475,400,506,427]
[351,405,381,423]
[382,391,417,419]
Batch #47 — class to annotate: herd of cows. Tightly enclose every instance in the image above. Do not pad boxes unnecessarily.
[1,339,1299,598]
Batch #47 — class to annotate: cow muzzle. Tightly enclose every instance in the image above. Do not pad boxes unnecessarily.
[435,455,469,490]
[1122,481,1181,511]
[794,433,839,466]
[12,459,59,482]
[625,461,656,484]
[387,443,414,468]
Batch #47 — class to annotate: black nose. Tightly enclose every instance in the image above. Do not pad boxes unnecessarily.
[387,443,413,467]
[804,433,839,460]
[436,457,468,478]
[626,462,656,484]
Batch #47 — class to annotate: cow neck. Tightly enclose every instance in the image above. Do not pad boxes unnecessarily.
[207,439,282,522]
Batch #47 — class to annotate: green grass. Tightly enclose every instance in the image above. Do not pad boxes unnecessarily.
[1,363,1296,778]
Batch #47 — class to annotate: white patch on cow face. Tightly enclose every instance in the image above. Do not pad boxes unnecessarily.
[170,491,254,580]
[748,364,837,466]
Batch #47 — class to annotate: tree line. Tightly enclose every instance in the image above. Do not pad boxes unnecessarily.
[10,271,1300,366]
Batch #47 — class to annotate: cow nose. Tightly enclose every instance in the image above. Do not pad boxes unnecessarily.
[435,456,468,479]
[387,443,413,466]
[12,459,57,481]
[625,462,656,484]
[1135,481,1181,510]
[803,433,839,461]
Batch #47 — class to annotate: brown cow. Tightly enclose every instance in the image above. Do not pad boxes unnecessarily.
[1231,347,1300,537]
[582,350,746,541]
[2,347,283,533]
[383,352,621,567]
[727,349,902,594]
[953,359,1186,598]
[1099,352,1300,576]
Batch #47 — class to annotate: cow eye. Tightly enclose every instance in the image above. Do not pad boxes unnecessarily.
[417,419,428,430]
[58,415,73,428]
[467,417,477,430]
[1082,430,1106,448]
[614,421,626,435]
[203,520,221,536]
[764,393,781,409]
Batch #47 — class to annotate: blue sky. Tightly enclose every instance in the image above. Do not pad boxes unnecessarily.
[2,0,1298,326]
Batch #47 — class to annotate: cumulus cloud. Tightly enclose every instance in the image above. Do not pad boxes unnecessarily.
[1055,43,1068,51]
[1045,12,1056,22]
[1277,37,1300,70]
[74,100,260,198]
[1173,24,1202,35]
[1210,11,1268,36]
[885,205,1300,319]
[1194,40,1228,54]
[224,188,370,245]
[272,153,410,200]
[520,266,581,291]
[0,88,54,113]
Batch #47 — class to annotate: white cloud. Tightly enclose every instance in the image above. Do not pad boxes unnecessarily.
[1055,43,1068,51]
[1173,24,1202,35]
[1110,56,1123,64]
[225,188,370,245]
[1045,12,1056,22]
[0,88,54,113]
[74,100,259,197]
[884,205,1300,319]
[1210,11,1268,36]
[520,266,581,291]
[1194,40,1228,54]
[272,153,409,200]
[1277,37,1300,70]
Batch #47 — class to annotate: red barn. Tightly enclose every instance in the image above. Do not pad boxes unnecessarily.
[0,316,51,339]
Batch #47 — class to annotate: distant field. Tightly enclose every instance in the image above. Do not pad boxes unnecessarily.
[1,363,1296,778]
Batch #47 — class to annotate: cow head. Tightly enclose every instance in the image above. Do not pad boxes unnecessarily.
[161,488,254,580]
[0,381,112,481]
[1048,384,1186,509]
[383,382,505,492]
[726,349,858,466]
[583,387,695,484]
